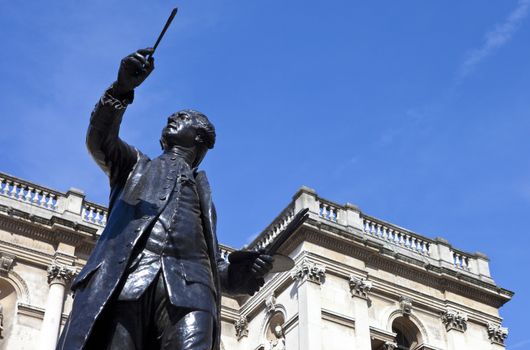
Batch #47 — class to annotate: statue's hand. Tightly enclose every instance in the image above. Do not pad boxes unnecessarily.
[250,253,274,278]
[112,48,155,97]
[228,251,274,295]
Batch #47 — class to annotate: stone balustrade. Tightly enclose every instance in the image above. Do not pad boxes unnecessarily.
[0,173,495,282]
[0,172,106,230]
[248,186,494,282]
[451,249,472,270]
[318,199,339,222]
[363,215,431,256]
[0,174,60,211]
[82,203,108,226]
[252,204,295,250]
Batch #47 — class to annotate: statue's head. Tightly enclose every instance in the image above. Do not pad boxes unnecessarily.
[274,325,283,338]
[160,109,216,167]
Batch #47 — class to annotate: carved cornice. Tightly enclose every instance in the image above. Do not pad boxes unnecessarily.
[441,308,468,332]
[349,275,372,299]
[487,323,508,345]
[234,316,249,340]
[0,205,97,247]
[281,223,511,308]
[291,260,326,285]
[399,296,413,316]
[47,262,76,285]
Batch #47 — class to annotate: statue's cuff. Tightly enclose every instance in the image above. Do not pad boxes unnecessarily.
[101,86,134,110]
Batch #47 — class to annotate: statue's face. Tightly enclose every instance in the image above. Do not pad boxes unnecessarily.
[161,111,199,148]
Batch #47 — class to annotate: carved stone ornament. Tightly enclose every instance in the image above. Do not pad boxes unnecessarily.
[487,323,508,345]
[0,253,15,274]
[234,316,249,340]
[383,341,398,350]
[441,308,468,332]
[291,260,326,285]
[265,294,277,314]
[349,276,372,299]
[400,296,413,316]
[47,262,76,284]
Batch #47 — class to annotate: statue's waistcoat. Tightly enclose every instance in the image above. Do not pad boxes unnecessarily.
[117,154,215,313]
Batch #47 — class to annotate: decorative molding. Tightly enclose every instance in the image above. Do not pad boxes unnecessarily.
[370,326,396,343]
[441,308,467,332]
[487,323,508,345]
[2,270,31,304]
[0,252,15,273]
[291,260,326,285]
[16,302,45,320]
[399,296,413,316]
[234,316,249,340]
[47,262,76,285]
[321,309,355,329]
[265,293,277,314]
[349,275,372,299]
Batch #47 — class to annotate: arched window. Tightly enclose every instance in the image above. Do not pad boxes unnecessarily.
[391,316,422,350]
[264,311,286,350]
[0,278,18,349]
[393,327,412,350]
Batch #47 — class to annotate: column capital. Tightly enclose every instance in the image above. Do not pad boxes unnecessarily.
[441,308,468,332]
[234,316,249,340]
[487,323,508,346]
[291,260,326,285]
[47,262,76,285]
[349,275,372,299]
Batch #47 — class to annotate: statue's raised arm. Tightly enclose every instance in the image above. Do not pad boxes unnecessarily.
[86,48,154,187]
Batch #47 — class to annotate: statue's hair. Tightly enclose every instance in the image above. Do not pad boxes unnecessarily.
[185,109,216,149]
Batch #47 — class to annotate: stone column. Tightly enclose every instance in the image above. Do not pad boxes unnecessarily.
[349,276,372,350]
[40,262,76,350]
[441,308,468,350]
[291,260,325,350]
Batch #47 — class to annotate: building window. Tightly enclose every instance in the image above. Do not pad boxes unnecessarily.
[391,316,423,350]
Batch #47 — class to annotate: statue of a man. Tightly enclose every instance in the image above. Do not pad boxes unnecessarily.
[269,325,286,350]
[57,48,273,350]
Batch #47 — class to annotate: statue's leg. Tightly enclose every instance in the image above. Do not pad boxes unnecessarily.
[151,276,214,350]
[86,299,145,350]
[157,309,213,350]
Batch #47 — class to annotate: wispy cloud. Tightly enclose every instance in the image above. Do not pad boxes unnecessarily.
[511,339,530,349]
[458,0,530,79]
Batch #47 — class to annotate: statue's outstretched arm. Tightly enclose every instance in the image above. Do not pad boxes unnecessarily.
[86,48,155,186]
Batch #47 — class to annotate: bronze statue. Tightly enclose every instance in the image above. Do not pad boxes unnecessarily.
[56,46,274,350]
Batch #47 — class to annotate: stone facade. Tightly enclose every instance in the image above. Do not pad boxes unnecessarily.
[0,172,513,349]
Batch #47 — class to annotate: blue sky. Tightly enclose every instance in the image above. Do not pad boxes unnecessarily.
[1,1,529,347]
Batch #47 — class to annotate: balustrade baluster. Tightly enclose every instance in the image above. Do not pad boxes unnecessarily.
[24,186,33,202]
[43,191,51,208]
[11,182,19,199]
[51,194,58,209]
[410,237,416,251]
[94,209,101,224]
[17,184,26,201]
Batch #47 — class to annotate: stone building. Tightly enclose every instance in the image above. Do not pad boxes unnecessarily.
[0,171,512,350]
